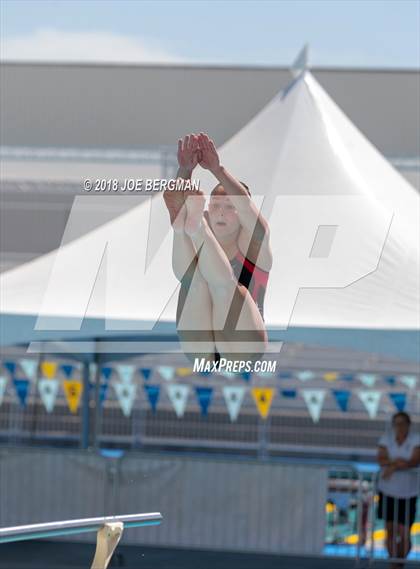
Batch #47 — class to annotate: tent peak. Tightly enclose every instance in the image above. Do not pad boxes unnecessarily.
[291,44,309,78]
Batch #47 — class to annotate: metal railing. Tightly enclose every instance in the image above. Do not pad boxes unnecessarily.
[0,513,162,569]
[325,464,420,566]
[367,470,420,566]
[1,352,417,459]
[0,513,162,544]
[0,446,418,566]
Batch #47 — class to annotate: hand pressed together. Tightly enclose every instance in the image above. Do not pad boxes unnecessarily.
[176,132,221,174]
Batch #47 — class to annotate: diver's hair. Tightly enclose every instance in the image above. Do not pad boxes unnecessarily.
[211,181,251,197]
[392,411,411,425]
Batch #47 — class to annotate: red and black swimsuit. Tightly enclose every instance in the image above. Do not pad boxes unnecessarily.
[229,250,269,320]
[214,250,269,363]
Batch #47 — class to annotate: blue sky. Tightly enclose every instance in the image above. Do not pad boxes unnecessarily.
[1,0,419,68]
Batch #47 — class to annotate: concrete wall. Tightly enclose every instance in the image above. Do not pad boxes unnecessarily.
[0,448,328,555]
[1,63,419,157]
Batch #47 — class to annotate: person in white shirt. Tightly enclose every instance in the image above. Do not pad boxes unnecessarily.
[377,412,420,569]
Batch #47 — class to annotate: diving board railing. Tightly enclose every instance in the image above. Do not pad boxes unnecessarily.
[0,513,163,569]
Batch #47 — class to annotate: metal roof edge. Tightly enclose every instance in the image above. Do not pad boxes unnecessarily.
[0,60,419,74]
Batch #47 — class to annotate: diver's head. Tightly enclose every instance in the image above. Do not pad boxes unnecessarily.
[207,182,250,238]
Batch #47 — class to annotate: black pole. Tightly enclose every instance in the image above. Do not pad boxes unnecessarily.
[81,360,91,449]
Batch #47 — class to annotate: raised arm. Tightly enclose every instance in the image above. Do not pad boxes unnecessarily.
[177,134,200,180]
[197,133,269,242]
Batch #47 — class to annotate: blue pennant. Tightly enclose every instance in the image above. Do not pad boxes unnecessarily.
[281,389,297,399]
[333,390,351,412]
[199,370,212,377]
[195,387,213,416]
[99,383,109,404]
[384,375,396,386]
[101,366,113,381]
[13,378,30,407]
[61,364,74,379]
[340,374,354,382]
[278,371,293,380]
[4,361,17,377]
[241,371,252,382]
[139,368,152,381]
[389,392,406,412]
[144,384,160,413]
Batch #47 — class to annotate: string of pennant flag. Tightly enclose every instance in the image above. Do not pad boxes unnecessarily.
[1,359,418,385]
[0,358,418,422]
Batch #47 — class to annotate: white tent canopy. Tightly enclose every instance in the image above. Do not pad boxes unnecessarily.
[1,70,419,361]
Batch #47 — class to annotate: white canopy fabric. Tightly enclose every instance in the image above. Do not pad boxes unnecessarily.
[1,70,419,360]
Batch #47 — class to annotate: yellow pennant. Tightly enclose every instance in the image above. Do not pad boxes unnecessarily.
[63,380,83,414]
[251,388,275,419]
[176,367,193,377]
[323,372,338,382]
[41,361,57,379]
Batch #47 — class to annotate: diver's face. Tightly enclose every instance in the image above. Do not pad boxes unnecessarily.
[208,192,241,237]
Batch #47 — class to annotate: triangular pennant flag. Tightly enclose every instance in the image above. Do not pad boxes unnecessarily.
[0,376,8,406]
[63,380,83,414]
[144,384,160,413]
[19,359,38,380]
[116,364,135,383]
[89,362,98,379]
[60,364,74,379]
[281,389,297,398]
[384,375,396,386]
[157,366,175,381]
[167,384,190,418]
[13,378,30,407]
[101,366,113,381]
[38,379,59,413]
[199,371,213,377]
[358,374,377,388]
[113,382,137,417]
[333,390,351,412]
[278,371,293,379]
[41,361,58,379]
[99,382,109,404]
[357,391,382,419]
[241,371,252,382]
[195,387,213,416]
[223,386,246,422]
[389,392,407,413]
[296,370,315,382]
[221,371,237,379]
[257,371,276,378]
[251,388,275,420]
[340,373,355,382]
[323,372,338,382]
[399,375,417,390]
[176,367,193,378]
[301,389,326,423]
[139,367,153,381]
[3,361,17,377]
